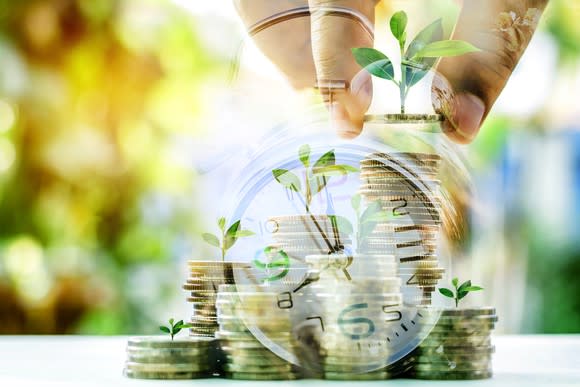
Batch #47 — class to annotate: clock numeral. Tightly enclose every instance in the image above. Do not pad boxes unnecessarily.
[338,303,375,340]
[406,273,418,285]
[391,198,409,216]
[277,291,293,309]
[382,304,402,322]
[306,316,325,331]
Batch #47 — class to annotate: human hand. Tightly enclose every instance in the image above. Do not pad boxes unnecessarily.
[235,0,549,144]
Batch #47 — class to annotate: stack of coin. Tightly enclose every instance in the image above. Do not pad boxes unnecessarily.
[267,215,352,261]
[123,336,215,379]
[302,253,405,380]
[409,307,497,380]
[183,261,253,337]
[358,152,444,306]
[216,284,299,380]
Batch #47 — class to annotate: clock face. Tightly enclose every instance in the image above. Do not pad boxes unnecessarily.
[226,132,448,373]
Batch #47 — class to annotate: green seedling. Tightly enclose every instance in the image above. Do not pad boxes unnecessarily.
[159,318,192,340]
[439,277,484,307]
[352,10,480,114]
[202,217,255,261]
[272,144,358,213]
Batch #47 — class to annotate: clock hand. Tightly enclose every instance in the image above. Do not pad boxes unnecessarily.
[291,188,336,253]
[293,269,321,293]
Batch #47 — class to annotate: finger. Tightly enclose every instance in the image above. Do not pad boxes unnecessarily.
[434,0,549,144]
[309,0,378,138]
[235,0,316,89]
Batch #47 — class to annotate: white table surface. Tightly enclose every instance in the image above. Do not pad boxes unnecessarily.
[0,335,578,387]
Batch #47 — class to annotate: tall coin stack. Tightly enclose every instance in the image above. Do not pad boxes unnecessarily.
[268,215,352,261]
[409,307,497,380]
[358,152,444,306]
[183,261,252,337]
[123,337,215,379]
[302,253,407,380]
[216,284,299,380]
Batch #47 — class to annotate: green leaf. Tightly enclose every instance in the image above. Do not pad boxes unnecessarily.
[312,165,358,176]
[159,326,170,334]
[169,318,174,326]
[364,211,391,223]
[452,277,458,288]
[405,19,443,60]
[464,286,484,292]
[299,144,310,167]
[329,215,354,236]
[173,327,182,335]
[224,221,241,250]
[351,194,361,211]
[234,230,255,238]
[360,202,382,224]
[351,48,395,81]
[202,233,220,248]
[404,19,443,88]
[457,290,469,300]
[175,320,184,327]
[457,280,472,293]
[359,202,384,238]
[272,169,301,192]
[309,150,336,195]
[438,288,454,298]
[390,11,408,49]
[313,150,336,169]
[180,323,193,329]
[217,217,226,231]
[411,40,480,60]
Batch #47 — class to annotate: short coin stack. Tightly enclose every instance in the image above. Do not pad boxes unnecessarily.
[216,284,299,380]
[409,307,497,380]
[303,253,406,380]
[183,261,252,337]
[123,336,215,379]
[358,152,444,306]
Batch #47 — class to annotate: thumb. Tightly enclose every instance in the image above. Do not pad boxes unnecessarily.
[308,0,377,138]
[434,0,548,144]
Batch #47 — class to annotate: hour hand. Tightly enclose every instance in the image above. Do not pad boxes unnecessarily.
[293,270,321,293]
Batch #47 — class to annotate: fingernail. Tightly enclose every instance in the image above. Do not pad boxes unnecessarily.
[351,72,372,100]
[452,93,485,142]
[331,103,358,139]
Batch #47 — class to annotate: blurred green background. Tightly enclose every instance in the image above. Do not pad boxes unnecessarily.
[0,0,579,335]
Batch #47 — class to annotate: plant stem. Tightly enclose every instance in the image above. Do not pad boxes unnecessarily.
[221,229,226,261]
[400,62,406,114]
[305,170,312,212]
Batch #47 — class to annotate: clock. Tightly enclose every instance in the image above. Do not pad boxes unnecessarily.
[224,113,451,374]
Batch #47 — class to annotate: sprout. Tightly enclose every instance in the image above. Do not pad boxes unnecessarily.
[439,277,484,308]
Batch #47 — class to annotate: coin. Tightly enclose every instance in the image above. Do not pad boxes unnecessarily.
[435,307,496,317]
[222,363,293,373]
[123,369,209,379]
[413,361,491,372]
[416,345,495,356]
[127,337,215,348]
[126,353,209,364]
[126,347,212,356]
[419,336,493,347]
[324,371,387,380]
[411,369,492,380]
[223,372,297,380]
[125,361,211,373]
